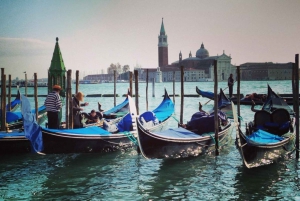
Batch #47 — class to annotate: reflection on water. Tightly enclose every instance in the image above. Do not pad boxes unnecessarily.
[235,157,300,200]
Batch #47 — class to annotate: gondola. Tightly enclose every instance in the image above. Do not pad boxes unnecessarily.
[0,94,43,154]
[0,88,47,130]
[102,92,130,119]
[6,89,21,112]
[136,92,234,159]
[40,95,137,154]
[5,105,47,129]
[196,86,296,105]
[232,87,296,168]
[0,89,22,128]
[252,84,294,114]
[196,86,261,105]
[196,87,232,118]
[137,88,174,132]
[80,91,131,127]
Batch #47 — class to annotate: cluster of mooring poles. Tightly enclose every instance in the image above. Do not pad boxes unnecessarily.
[1,68,39,131]
[1,54,299,158]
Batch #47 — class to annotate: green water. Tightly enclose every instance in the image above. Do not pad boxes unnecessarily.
[1,80,300,200]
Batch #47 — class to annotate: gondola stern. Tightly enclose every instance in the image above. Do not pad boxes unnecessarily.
[136,120,151,159]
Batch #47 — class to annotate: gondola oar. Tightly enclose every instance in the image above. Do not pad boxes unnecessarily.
[203,81,237,105]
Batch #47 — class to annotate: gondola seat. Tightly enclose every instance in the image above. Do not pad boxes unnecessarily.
[253,108,291,136]
[270,108,291,136]
[187,112,215,135]
[139,111,159,128]
[254,110,271,130]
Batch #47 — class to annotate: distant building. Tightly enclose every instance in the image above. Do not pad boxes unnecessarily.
[83,73,114,82]
[84,19,295,82]
[240,62,293,80]
[158,18,168,68]
[147,19,236,82]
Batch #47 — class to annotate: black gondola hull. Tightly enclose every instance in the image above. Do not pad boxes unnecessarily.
[41,130,134,154]
[137,121,234,159]
[236,128,295,168]
[0,136,31,154]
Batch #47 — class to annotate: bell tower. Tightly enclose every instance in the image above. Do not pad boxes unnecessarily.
[158,18,168,68]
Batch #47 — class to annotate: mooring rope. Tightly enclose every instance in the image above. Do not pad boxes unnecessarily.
[208,133,216,144]
[123,131,138,146]
[171,115,180,123]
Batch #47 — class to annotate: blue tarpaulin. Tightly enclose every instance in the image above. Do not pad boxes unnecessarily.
[247,129,284,144]
[117,113,132,132]
[21,95,43,153]
[4,105,46,124]
[152,98,174,122]
[155,127,203,139]
[103,97,129,115]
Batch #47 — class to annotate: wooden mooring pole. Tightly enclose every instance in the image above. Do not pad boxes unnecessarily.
[1,68,6,131]
[129,71,133,97]
[8,75,11,111]
[173,71,175,104]
[67,70,73,129]
[0,68,2,111]
[213,60,219,156]
[114,70,116,107]
[146,69,149,111]
[152,77,155,97]
[134,70,139,115]
[34,73,38,121]
[75,70,79,94]
[25,72,27,96]
[237,66,241,125]
[180,66,184,125]
[294,54,299,159]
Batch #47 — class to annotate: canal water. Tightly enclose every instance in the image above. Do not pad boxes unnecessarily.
[1,80,300,200]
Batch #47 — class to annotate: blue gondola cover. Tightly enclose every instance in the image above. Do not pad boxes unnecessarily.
[21,95,43,152]
[247,129,284,144]
[117,113,132,132]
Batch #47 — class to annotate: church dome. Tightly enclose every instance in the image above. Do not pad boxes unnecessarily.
[196,43,209,59]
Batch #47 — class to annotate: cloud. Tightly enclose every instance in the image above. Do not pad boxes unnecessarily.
[0,37,52,57]
[0,37,54,79]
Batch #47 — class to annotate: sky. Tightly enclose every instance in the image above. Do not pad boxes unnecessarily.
[0,0,299,80]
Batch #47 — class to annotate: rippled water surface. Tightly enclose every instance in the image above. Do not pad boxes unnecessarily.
[1,80,300,200]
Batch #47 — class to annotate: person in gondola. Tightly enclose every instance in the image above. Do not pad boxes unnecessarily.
[73,92,89,128]
[44,85,62,129]
[245,93,267,102]
[86,110,99,124]
[245,93,260,101]
[228,73,234,98]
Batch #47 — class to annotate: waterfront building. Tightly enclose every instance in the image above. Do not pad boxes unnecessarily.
[240,62,293,80]
[155,19,235,82]
[84,19,295,82]
[83,73,114,82]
